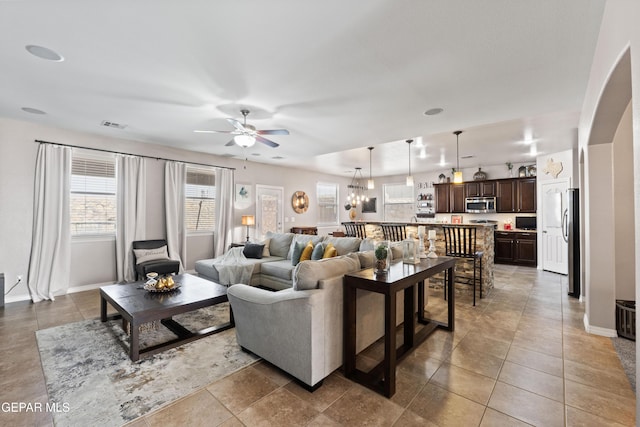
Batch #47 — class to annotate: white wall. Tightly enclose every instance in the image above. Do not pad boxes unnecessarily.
[577,0,639,345]
[0,117,353,302]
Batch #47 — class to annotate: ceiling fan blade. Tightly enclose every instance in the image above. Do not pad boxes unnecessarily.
[225,139,236,146]
[226,118,246,131]
[194,129,239,134]
[256,129,290,135]
[256,135,279,148]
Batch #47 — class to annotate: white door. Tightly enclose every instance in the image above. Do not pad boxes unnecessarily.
[255,185,284,238]
[541,180,569,274]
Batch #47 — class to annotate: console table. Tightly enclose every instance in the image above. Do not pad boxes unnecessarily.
[343,257,456,397]
[290,226,317,235]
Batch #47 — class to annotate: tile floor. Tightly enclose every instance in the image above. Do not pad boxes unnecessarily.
[0,265,636,426]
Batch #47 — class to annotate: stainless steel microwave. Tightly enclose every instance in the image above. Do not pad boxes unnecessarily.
[465,197,496,213]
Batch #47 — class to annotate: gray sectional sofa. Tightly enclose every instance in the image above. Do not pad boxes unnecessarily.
[195,231,374,290]
[226,238,409,390]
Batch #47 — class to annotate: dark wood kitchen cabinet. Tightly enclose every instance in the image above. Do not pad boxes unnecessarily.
[435,183,450,213]
[466,181,496,197]
[450,184,466,213]
[496,177,536,213]
[494,231,537,266]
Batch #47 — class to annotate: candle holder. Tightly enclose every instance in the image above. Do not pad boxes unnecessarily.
[427,238,438,258]
[418,231,427,258]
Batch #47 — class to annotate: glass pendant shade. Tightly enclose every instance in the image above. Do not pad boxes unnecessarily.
[234,134,256,147]
[406,175,414,186]
[453,171,463,183]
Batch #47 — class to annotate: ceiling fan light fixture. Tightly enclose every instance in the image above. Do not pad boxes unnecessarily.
[234,134,256,147]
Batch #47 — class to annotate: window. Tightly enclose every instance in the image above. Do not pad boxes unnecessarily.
[383,183,414,221]
[185,166,216,232]
[70,151,117,236]
[316,182,338,225]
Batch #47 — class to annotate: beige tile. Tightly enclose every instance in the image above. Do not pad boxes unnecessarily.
[488,382,564,427]
[430,362,496,405]
[389,369,429,408]
[480,408,532,427]
[565,405,628,427]
[392,410,439,427]
[217,416,244,427]
[564,379,636,426]
[505,344,563,377]
[237,388,319,426]
[324,385,404,426]
[564,359,634,398]
[498,361,564,403]
[306,413,343,426]
[252,360,293,387]
[284,373,351,412]
[511,332,563,358]
[447,344,504,379]
[122,417,149,427]
[145,390,232,427]
[206,366,279,414]
[408,383,486,427]
[397,351,443,380]
[457,331,511,359]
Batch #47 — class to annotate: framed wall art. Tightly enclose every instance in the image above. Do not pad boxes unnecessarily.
[235,183,252,209]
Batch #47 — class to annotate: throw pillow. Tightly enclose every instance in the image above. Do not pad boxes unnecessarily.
[311,242,326,260]
[243,243,265,259]
[291,241,307,266]
[300,241,314,262]
[260,238,271,257]
[134,245,169,264]
[323,243,337,258]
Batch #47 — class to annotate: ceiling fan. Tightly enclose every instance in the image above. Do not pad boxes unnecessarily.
[194,109,289,148]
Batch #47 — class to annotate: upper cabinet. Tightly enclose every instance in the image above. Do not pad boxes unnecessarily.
[436,177,536,214]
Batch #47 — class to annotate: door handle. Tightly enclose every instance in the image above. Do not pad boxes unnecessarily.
[561,209,568,243]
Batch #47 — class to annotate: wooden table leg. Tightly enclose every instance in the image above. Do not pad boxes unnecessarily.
[404,284,415,349]
[130,320,140,361]
[383,292,397,397]
[100,296,107,322]
[447,266,455,332]
[343,285,357,377]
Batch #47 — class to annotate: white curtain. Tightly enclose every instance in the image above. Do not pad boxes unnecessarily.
[27,144,72,302]
[115,155,146,282]
[165,161,186,271]
[214,167,234,257]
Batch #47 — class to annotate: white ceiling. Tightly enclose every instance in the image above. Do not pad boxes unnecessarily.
[0,1,605,178]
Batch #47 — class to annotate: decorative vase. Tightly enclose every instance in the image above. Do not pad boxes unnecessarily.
[374,240,391,274]
[473,168,487,181]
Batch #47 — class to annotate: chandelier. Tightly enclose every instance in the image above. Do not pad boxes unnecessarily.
[346,167,369,207]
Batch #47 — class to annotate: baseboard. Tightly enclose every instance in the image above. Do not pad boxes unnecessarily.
[5,281,117,304]
[583,313,618,337]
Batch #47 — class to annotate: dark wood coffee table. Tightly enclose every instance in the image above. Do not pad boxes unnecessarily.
[100,273,233,361]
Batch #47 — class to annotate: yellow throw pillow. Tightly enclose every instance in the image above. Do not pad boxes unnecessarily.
[300,241,314,262]
[323,243,337,258]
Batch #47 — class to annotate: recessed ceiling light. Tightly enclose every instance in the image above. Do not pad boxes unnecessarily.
[251,153,261,156]
[21,107,46,115]
[25,45,64,62]
[272,156,284,160]
[424,108,444,116]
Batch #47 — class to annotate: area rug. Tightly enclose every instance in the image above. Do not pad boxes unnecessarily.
[36,303,259,427]
[612,336,636,393]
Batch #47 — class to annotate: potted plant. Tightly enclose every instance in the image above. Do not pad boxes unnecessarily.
[374,241,391,274]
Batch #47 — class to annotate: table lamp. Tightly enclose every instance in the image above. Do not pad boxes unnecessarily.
[241,215,255,242]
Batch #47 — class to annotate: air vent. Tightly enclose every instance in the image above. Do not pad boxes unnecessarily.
[101,120,127,129]
[461,155,475,159]
[271,156,284,160]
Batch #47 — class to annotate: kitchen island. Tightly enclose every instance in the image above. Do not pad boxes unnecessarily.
[345,221,495,295]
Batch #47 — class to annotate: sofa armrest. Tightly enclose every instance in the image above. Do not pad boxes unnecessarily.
[227,285,325,387]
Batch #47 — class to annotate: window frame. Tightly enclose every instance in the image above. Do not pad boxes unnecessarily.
[70,150,117,239]
[185,166,216,235]
[316,181,339,226]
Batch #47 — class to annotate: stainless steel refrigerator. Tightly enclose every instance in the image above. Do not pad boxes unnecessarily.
[563,189,580,297]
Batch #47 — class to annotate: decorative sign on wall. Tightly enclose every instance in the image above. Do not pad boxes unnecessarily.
[543,158,563,178]
[235,183,252,209]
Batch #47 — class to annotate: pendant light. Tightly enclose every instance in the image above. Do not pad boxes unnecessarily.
[406,139,414,187]
[367,146,375,190]
[453,131,463,184]
[346,167,368,206]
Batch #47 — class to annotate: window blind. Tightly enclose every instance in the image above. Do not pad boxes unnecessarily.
[185,166,216,232]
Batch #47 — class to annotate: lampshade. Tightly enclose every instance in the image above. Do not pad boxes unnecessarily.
[453,171,463,184]
[235,134,256,148]
[241,215,255,226]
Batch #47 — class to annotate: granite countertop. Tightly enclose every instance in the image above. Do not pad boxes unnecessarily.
[495,228,538,233]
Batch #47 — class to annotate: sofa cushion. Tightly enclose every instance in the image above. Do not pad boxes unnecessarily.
[300,241,314,262]
[357,250,375,269]
[259,238,271,257]
[359,238,376,252]
[265,232,295,258]
[323,237,362,256]
[260,259,296,281]
[291,241,306,266]
[243,243,265,259]
[287,234,324,259]
[311,242,326,260]
[323,243,337,258]
[133,245,169,264]
[293,253,360,291]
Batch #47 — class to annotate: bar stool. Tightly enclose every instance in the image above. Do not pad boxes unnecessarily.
[381,224,407,242]
[342,222,367,238]
[442,225,483,306]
